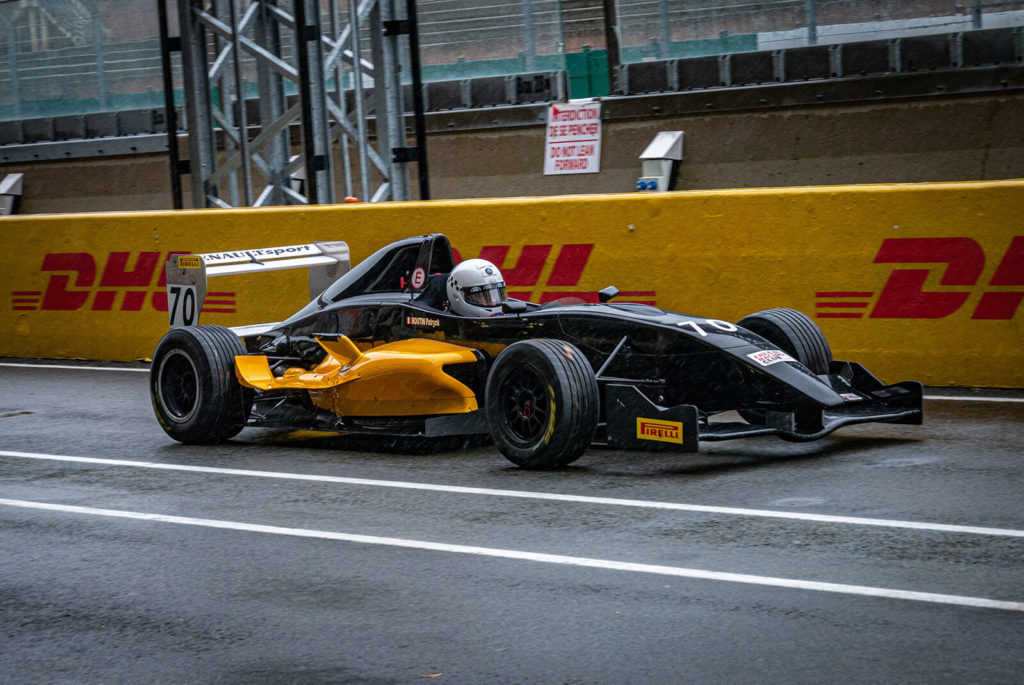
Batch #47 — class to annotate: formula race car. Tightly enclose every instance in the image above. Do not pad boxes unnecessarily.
[150,233,922,468]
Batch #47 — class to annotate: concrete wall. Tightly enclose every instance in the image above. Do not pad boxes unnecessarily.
[430,93,1024,198]
[2,92,1023,214]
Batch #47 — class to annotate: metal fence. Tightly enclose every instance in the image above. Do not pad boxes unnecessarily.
[1,0,1022,122]
[617,0,1024,61]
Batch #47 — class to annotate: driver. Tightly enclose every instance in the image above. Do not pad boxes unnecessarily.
[446,259,508,316]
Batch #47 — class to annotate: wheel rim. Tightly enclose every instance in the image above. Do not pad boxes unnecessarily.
[497,366,551,447]
[157,349,200,423]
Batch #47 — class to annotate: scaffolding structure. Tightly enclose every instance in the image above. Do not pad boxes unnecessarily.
[160,0,425,208]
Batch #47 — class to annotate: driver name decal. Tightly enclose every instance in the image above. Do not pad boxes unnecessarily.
[406,315,440,328]
[636,418,683,444]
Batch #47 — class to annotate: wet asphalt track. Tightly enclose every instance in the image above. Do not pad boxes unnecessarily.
[1,360,1022,684]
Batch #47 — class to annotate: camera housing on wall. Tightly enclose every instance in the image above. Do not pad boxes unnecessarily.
[636,131,684,192]
[1,173,23,215]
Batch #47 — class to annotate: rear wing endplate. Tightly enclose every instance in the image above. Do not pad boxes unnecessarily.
[164,241,349,328]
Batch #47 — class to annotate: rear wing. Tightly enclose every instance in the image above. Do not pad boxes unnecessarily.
[164,241,350,328]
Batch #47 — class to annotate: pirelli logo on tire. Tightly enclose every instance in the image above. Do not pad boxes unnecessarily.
[636,417,684,444]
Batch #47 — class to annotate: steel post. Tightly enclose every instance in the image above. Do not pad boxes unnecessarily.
[522,0,535,72]
[157,0,183,208]
[294,0,334,204]
[805,0,817,46]
[0,12,21,119]
[178,0,219,205]
[375,0,410,202]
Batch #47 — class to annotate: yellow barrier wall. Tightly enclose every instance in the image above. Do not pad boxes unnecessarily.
[2,180,1021,387]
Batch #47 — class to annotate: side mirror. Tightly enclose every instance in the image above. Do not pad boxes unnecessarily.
[598,286,619,303]
[502,299,528,314]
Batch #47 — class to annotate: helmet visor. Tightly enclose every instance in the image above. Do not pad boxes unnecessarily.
[464,282,507,308]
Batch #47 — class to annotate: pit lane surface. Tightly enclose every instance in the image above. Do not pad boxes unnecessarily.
[1,361,1022,684]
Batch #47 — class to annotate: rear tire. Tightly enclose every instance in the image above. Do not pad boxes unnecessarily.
[485,339,598,469]
[150,325,253,444]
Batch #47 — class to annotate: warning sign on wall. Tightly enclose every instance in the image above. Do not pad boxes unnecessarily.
[543,101,602,175]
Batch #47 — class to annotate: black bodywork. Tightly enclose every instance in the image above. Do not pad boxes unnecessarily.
[234,233,922,452]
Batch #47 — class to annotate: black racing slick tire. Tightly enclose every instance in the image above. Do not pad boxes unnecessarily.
[485,339,599,469]
[738,308,833,375]
[150,325,253,444]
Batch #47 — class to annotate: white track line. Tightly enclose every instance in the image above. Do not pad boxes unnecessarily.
[1,497,1020,612]
[924,395,1024,403]
[3,362,1022,403]
[2,450,1021,539]
[0,363,148,372]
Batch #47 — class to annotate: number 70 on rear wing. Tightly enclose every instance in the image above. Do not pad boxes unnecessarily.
[163,241,350,328]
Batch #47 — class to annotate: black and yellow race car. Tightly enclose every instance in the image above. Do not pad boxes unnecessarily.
[150,233,922,468]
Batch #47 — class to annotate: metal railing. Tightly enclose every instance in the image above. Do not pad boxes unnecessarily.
[1,0,1021,124]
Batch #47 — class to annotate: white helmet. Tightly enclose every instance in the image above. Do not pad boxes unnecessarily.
[446,259,508,317]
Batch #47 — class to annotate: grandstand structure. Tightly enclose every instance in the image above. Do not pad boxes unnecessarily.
[0,0,1022,210]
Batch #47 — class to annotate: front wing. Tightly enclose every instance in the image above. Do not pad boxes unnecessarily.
[604,361,923,452]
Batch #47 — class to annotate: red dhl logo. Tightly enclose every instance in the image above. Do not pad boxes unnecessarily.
[11,244,651,314]
[458,243,656,305]
[636,417,683,444]
[10,252,236,314]
[817,237,1023,320]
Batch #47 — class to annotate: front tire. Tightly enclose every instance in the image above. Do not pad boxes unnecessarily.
[150,325,253,444]
[737,309,833,426]
[485,339,599,469]
[738,308,832,374]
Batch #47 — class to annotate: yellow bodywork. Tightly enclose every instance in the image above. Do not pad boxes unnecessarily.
[234,336,481,417]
